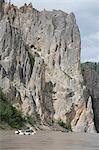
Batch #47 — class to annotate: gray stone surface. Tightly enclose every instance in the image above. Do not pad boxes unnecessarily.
[82,65,99,132]
[0,2,96,132]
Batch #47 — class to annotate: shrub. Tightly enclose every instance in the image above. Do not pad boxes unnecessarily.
[58,119,66,127]
[26,115,36,125]
[0,88,25,129]
[57,119,72,131]
[47,119,54,126]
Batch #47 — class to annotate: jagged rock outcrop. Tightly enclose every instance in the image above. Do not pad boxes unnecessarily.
[82,63,99,132]
[0,1,96,132]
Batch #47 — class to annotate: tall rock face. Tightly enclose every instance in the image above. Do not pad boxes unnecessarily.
[0,0,4,20]
[0,2,96,132]
[82,63,99,132]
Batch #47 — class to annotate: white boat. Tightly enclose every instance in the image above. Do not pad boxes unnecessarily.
[15,129,36,135]
[24,129,36,135]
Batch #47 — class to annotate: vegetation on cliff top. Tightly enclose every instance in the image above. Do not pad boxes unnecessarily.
[81,62,99,75]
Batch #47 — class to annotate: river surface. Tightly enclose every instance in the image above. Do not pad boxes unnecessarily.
[0,130,99,150]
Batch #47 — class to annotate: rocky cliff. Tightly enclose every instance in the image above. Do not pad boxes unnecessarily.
[82,62,99,132]
[0,1,96,132]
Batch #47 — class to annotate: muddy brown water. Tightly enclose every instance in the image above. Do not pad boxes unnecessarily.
[0,130,99,150]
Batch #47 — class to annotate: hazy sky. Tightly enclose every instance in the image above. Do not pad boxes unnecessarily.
[11,0,99,62]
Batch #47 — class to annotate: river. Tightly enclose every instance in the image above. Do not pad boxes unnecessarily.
[0,130,99,150]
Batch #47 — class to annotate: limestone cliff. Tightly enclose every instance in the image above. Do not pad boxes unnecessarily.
[82,62,99,132]
[0,1,96,132]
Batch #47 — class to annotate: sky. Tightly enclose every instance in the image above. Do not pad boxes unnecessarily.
[11,0,99,62]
